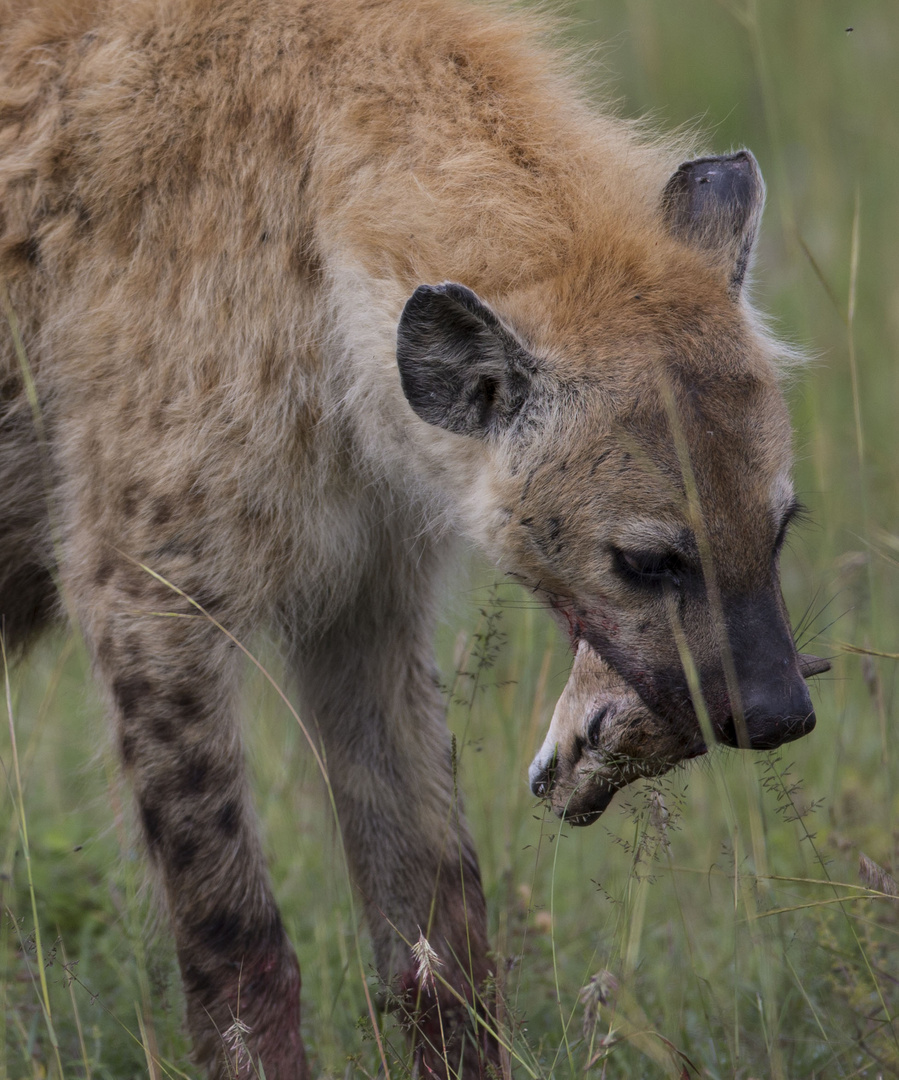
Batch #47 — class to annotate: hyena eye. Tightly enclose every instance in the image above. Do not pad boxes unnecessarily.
[612,547,685,588]
[773,499,807,558]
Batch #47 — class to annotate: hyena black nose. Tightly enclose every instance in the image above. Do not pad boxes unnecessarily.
[718,677,816,750]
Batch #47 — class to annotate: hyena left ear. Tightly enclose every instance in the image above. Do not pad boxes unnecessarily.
[661,150,765,297]
[396,282,537,437]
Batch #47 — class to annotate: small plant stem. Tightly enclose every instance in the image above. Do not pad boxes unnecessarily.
[767,760,899,1058]
[136,1006,161,1080]
[844,193,887,765]
[547,810,576,1079]
[60,940,92,1080]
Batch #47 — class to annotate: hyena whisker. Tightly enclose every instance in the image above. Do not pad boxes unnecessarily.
[791,586,826,645]
[791,578,847,637]
[795,600,851,654]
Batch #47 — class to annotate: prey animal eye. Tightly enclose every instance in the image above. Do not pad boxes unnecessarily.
[586,704,611,749]
[612,547,686,588]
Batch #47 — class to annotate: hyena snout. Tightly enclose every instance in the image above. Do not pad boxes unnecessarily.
[712,596,830,750]
[715,651,829,750]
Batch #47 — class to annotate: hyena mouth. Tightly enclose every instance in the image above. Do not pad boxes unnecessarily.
[533,648,830,826]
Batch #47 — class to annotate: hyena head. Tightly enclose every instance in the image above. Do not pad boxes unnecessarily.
[396,151,829,819]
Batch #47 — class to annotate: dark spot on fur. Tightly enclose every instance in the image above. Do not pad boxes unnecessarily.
[194,590,224,612]
[122,570,150,600]
[121,482,146,517]
[217,800,241,837]
[12,237,41,265]
[506,141,542,175]
[150,497,173,526]
[547,518,563,541]
[191,907,284,958]
[153,535,198,559]
[289,227,323,284]
[589,450,612,477]
[520,467,537,502]
[170,687,202,719]
[182,963,214,996]
[120,732,137,766]
[75,200,91,231]
[170,831,200,873]
[95,557,116,586]
[150,396,173,432]
[112,674,152,716]
[520,516,534,528]
[181,755,210,794]
[193,909,244,955]
[149,713,176,743]
[95,631,114,665]
[140,801,163,851]
[123,639,144,667]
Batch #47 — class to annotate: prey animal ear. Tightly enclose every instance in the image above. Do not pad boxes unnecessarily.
[661,150,765,297]
[798,653,831,678]
[396,282,537,437]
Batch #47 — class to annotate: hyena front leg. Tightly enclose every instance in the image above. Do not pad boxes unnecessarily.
[292,560,500,1078]
[73,556,306,1080]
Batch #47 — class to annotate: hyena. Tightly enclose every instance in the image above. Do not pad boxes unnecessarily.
[0,0,827,1075]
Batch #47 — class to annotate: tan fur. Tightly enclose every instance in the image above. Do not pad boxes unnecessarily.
[529,641,700,826]
[0,1,824,1076]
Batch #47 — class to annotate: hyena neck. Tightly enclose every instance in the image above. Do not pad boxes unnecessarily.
[324,267,507,554]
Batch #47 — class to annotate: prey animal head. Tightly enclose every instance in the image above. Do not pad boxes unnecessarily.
[529,641,830,825]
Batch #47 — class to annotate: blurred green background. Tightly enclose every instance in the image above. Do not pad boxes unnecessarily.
[3,2,898,1078]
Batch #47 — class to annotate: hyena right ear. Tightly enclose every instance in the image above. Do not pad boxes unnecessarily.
[396,282,537,437]
[661,150,765,297]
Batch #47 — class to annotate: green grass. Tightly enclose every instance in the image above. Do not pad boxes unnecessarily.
[3,0,899,1077]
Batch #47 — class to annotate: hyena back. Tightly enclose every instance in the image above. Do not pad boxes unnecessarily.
[0,0,825,1075]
